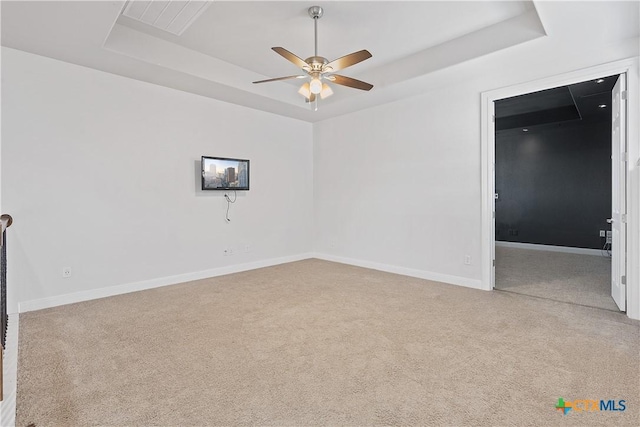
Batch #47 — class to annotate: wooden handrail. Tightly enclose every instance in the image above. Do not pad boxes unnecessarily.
[0,214,12,233]
[0,214,8,401]
[0,215,12,250]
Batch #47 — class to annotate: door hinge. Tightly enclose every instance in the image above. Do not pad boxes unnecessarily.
[492,115,495,122]
[622,214,627,223]
[623,152,628,162]
[621,275,626,285]
[492,211,495,218]
[621,90,627,100]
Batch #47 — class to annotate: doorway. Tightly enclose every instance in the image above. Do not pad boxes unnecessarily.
[492,76,618,311]
[480,58,640,320]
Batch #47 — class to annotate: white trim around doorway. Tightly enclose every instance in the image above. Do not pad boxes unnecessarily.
[480,57,640,321]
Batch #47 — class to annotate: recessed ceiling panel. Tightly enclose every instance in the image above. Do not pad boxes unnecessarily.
[496,87,575,118]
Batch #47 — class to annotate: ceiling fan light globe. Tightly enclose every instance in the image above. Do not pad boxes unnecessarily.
[298,82,311,98]
[320,83,333,99]
[310,78,323,95]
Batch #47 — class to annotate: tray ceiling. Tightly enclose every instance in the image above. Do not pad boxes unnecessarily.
[2,1,638,122]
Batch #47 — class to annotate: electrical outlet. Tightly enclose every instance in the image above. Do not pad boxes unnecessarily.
[62,267,72,278]
[599,230,606,237]
[223,248,234,256]
[606,231,612,238]
[464,255,472,265]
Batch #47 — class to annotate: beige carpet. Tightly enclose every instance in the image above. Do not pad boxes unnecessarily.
[17,259,639,426]
[495,246,618,311]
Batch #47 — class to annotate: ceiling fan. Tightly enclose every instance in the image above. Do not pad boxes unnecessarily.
[252,6,373,110]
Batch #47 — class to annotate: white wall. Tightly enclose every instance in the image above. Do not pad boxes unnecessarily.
[2,2,638,315]
[313,21,640,288]
[313,82,483,286]
[1,47,313,313]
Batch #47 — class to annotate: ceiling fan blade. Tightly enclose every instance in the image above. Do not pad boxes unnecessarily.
[324,50,372,73]
[253,75,306,84]
[329,75,373,91]
[272,47,309,70]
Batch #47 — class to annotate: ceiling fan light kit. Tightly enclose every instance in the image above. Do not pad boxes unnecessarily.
[309,77,323,94]
[253,6,373,111]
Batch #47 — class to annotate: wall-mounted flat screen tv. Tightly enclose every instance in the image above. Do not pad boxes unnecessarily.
[201,156,250,191]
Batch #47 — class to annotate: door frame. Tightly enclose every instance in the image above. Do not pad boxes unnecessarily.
[480,57,640,320]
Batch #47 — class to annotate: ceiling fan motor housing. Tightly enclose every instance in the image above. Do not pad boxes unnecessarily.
[305,56,328,72]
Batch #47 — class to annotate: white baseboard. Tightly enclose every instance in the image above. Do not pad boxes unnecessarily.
[496,241,606,256]
[0,313,19,427]
[18,253,314,313]
[18,252,484,313]
[311,253,484,290]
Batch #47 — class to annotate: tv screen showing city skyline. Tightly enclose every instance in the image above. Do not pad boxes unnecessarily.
[202,157,250,190]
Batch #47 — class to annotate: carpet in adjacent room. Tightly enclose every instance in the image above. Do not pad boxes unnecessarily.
[495,246,618,311]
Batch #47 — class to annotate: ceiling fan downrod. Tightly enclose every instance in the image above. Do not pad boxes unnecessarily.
[308,6,323,57]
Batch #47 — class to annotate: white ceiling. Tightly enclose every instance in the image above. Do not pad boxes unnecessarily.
[1,1,638,122]
[118,1,532,78]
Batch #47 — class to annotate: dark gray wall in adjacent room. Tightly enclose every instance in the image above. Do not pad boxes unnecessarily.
[495,120,611,249]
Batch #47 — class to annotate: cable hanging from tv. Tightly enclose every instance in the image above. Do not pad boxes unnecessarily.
[225,191,237,222]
